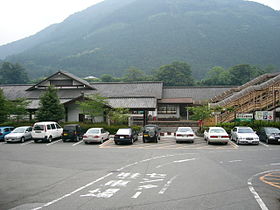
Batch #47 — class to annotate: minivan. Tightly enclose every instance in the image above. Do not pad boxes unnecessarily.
[32,122,63,143]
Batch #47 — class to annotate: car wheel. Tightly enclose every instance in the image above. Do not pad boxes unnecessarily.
[155,138,158,143]
[21,137,25,143]
[115,141,118,145]
[34,140,38,143]
[84,141,88,144]
[224,142,228,145]
[207,140,210,144]
[48,136,52,143]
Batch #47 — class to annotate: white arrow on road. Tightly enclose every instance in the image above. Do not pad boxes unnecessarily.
[156,158,196,168]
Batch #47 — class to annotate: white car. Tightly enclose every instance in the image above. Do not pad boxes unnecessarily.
[204,127,229,145]
[32,121,63,143]
[83,128,110,144]
[5,126,32,143]
[230,126,259,145]
[175,127,195,143]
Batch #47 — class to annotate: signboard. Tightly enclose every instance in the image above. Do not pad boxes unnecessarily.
[255,111,274,121]
[235,113,253,122]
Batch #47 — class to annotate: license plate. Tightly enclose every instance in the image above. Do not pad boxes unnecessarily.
[35,131,41,133]
[144,134,148,137]
[120,136,124,139]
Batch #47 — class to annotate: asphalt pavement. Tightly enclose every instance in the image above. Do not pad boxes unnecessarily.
[0,136,279,210]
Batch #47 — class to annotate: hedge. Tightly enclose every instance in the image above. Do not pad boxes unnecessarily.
[0,121,141,135]
[217,121,280,133]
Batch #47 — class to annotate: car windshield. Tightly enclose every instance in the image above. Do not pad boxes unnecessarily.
[33,125,44,131]
[265,128,280,134]
[64,126,76,131]
[210,129,225,133]
[238,128,254,133]
[87,129,100,134]
[117,129,131,135]
[178,128,192,132]
[144,126,155,131]
[12,127,26,133]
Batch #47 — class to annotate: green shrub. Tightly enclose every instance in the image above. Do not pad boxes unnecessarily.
[61,122,141,134]
[217,121,280,133]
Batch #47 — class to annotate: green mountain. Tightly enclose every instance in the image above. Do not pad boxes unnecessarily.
[0,0,279,79]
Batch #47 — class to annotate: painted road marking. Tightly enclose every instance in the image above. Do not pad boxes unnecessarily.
[0,142,6,145]
[156,158,196,168]
[21,141,33,146]
[259,142,269,147]
[131,191,142,199]
[228,160,242,163]
[270,163,280,166]
[248,169,280,210]
[159,176,177,194]
[229,141,239,148]
[259,172,280,189]
[32,153,189,209]
[32,173,113,210]
[72,141,83,146]
[46,139,62,146]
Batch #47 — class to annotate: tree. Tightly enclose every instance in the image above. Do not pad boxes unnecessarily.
[77,94,108,122]
[123,67,146,82]
[154,61,194,86]
[228,64,264,85]
[100,74,117,82]
[108,108,130,125]
[0,62,29,84]
[0,89,10,123]
[36,86,65,122]
[8,98,30,122]
[188,105,212,121]
[201,66,230,85]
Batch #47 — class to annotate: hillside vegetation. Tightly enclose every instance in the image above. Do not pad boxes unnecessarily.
[0,0,279,79]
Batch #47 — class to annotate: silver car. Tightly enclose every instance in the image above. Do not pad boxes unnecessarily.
[5,126,33,143]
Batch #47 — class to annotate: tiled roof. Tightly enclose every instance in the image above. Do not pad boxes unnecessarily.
[163,87,232,102]
[92,82,163,99]
[26,71,95,90]
[212,73,280,106]
[158,98,193,104]
[107,97,157,109]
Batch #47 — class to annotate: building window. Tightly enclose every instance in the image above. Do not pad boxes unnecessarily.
[158,105,177,114]
[50,80,73,86]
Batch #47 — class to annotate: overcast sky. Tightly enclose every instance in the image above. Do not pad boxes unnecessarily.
[0,0,279,46]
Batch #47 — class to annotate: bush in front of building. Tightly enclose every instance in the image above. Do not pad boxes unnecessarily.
[62,122,141,135]
[218,121,280,133]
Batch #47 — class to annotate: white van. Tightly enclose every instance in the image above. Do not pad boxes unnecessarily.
[32,122,63,143]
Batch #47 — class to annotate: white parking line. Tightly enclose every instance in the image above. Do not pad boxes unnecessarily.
[72,141,83,146]
[229,141,239,148]
[131,191,142,199]
[270,163,280,166]
[228,160,242,163]
[247,169,280,210]
[259,142,269,147]
[21,141,33,146]
[46,139,62,146]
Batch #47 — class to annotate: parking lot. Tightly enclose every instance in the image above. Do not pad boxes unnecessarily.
[1,135,277,150]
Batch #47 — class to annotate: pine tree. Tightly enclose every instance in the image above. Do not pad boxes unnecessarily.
[36,86,65,122]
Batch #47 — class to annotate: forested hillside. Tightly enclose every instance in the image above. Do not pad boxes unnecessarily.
[0,0,279,79]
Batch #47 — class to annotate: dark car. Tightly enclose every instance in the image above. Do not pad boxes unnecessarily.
[0,126,14,141]
[142,124,161,143]
[114,128,138,145]
[257,127,280,144]
[62,124,83,142]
